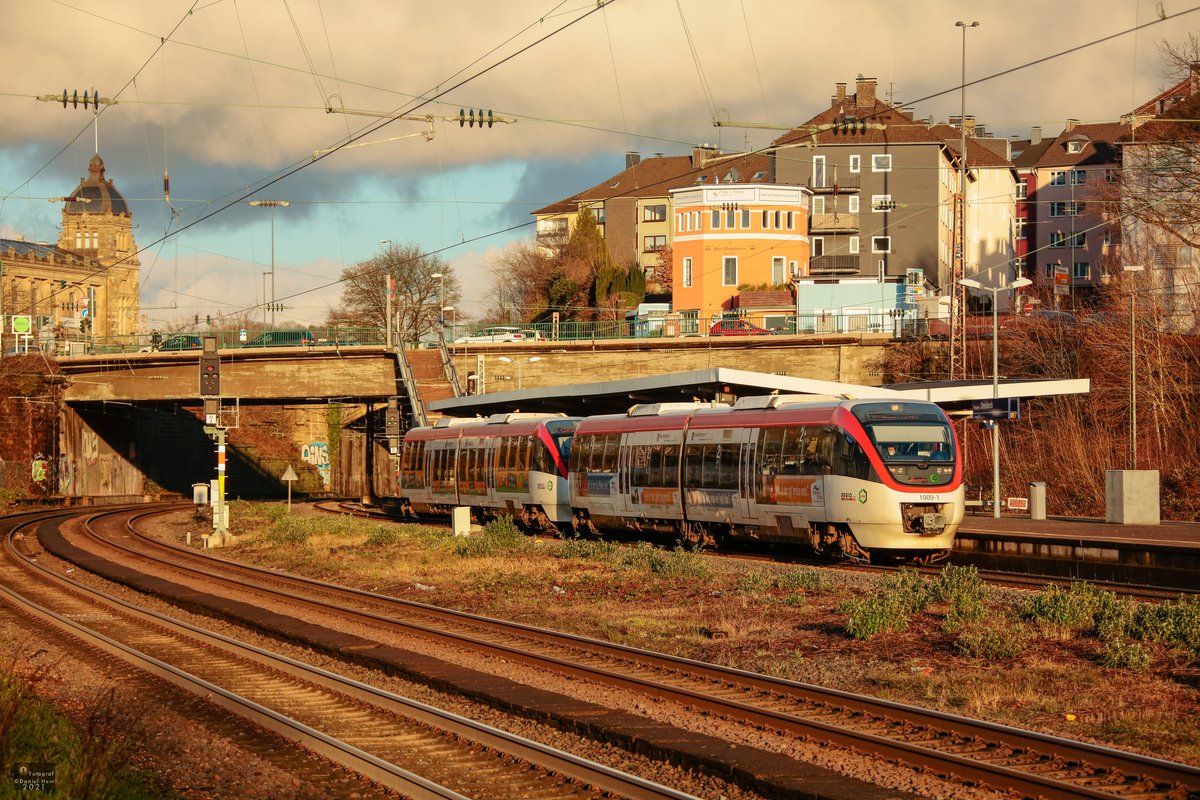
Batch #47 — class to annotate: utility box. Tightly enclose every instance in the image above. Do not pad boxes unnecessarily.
[451,506,471,537]
[1105,470,1160,525]
[192,482,209,507]
[1028,482,1047,521]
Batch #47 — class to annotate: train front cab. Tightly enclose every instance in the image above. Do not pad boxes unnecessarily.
[682,396,963,561]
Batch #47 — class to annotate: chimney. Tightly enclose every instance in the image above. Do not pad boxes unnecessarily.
[692,144,719,168]
[1031,126,1042,145]
[625,151,640,169]
[835,82,847,105]
[964,115,976,138]
[1065,118,1079,133]
[855,76,877,109]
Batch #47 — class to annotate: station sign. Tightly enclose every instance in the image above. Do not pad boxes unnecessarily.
[1053,264,1070,296]
[971,397,1020,420]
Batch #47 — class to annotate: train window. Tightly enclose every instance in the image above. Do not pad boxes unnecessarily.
[780,427,804,474]
[600,435,619,472]
[718,446,738,490]
[684,444,703,485]
[630,445,649,486]
[660,445,679,487]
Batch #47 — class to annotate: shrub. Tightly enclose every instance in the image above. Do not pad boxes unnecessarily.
[266,517,312,545]
[555,537,620,562]
[879,569,930,615]
[1021,582,1112,632]
[1101,639,1152,671]
[451,515,529,557]
[954,622,1030,660]
[841,594,911,640]
[1131,596,1200,657]
[929,564,988,624]
[774,567,826,592]
[735,570,773,595]
[364,526,401,547]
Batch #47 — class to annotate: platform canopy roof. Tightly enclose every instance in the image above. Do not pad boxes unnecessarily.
[428,368,1090,418]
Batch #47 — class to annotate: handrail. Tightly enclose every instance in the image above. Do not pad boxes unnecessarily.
[437,332,463,398]
[392,342,428,429]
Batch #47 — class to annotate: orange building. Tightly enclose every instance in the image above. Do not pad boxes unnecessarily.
[669,184,811,330]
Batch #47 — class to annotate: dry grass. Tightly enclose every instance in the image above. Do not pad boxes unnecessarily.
[199,503,1200,764]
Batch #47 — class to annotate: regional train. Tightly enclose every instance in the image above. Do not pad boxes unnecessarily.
[379,395,965,562]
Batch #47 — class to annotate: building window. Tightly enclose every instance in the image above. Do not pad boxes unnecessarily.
[741,209,751,228]
[1106,168,1119,183]
[848,195,860,213]
[751,170,766,180]
[1016,179,1028,199]
[726,209,736,228]
[812,237,825,257]
[1073,261,1089,280]
[1050,202,1066,217]
[849,154,861,173]
[1015,218,1026,240]
[643,235,666,252]
[722,256,737,286]
[786,211,794,230]
[1050,171,1067,186]
[1050,232,1065,248]
[693,211,700,230]
[872,154,892,172]
[761,210,770,229]
[871,236,891,253]
[1071,170,1086,185]
[849,236,860,254]
[643,204,667,222]
[711,209,721,229]
[772,256,786,285]
[774,210,782,228]
[1066,140,1084,154]
[594,206,605,224]
[813,155,826,188]
[1014,257,1026,276]
[871,194,894,212]
[683,257,693,288]
[1068,231,1085,247]
[812,196,825,215]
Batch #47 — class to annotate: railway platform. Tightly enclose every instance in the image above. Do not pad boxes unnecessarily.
[952,514,1199,592]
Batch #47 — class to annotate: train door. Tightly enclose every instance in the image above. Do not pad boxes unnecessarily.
[620,429,684,522]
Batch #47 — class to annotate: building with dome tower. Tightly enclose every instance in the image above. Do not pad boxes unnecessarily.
[0,152,140,352]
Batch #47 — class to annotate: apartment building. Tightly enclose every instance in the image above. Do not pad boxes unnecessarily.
[1012,121,1127,299]
[669,183,810,330]
[532,148,771,275]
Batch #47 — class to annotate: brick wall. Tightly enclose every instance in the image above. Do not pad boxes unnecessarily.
[0,356,61,498]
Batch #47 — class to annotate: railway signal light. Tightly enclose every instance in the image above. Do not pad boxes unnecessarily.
[199,336,220,397]
[385,396,401,454]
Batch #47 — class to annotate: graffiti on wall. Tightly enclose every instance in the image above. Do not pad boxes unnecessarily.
[30,454,47,486]
[302,442,330,487]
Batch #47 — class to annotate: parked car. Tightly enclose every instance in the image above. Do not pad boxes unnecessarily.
[241,329,316,348]
[454,326,526,344]
[157,334,204,351]
[521,329,547,341]
[709,319,773,337]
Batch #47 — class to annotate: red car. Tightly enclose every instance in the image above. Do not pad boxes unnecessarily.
[709,319,773,337]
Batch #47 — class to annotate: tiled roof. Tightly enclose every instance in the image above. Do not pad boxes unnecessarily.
[771,103,946,148]
[1033,123,1129,168]
[927,124,1014,168]
[0,239,69,259]
[532,151,771,216]
[1010,138,1055,169]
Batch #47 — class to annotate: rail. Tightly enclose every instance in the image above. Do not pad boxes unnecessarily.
[392,341,428,429]
[436,331,462,397]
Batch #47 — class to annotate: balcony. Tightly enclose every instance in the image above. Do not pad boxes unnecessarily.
[807,174,861,193]
[809,212,859,233]
[808,254,860,276]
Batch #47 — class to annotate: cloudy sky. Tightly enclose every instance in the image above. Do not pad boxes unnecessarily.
[0,0,1195,331]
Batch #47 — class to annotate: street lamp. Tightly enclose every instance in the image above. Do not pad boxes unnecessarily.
[380,240,394,348]
[498,355,542,390]
[249,199,289,327]
[960,274,1031,518]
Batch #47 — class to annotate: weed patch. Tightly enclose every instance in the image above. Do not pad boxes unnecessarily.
[953,621,1030,660]
[451,516,529,557]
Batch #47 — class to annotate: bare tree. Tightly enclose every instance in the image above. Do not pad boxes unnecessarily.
[325,243,458,343]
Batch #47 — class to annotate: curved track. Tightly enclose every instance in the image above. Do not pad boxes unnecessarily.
[48,504,1200,800]
[0,507,700,800]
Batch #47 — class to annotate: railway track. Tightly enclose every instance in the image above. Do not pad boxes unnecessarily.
[48,504,1200,800]
[0,508,702,800]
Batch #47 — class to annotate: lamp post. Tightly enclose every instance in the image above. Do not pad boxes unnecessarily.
[430,271,444,338]
[498,355,541,390]
[249,199,289,327]
[960,274,1031,518]
[261,272,270,327]
[380,240,393,348]
[442,306,455,342]
[1124,264,1143,469]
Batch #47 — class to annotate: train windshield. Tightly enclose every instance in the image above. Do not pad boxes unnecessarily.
[850,402,955,468]
[868,424,953,462]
